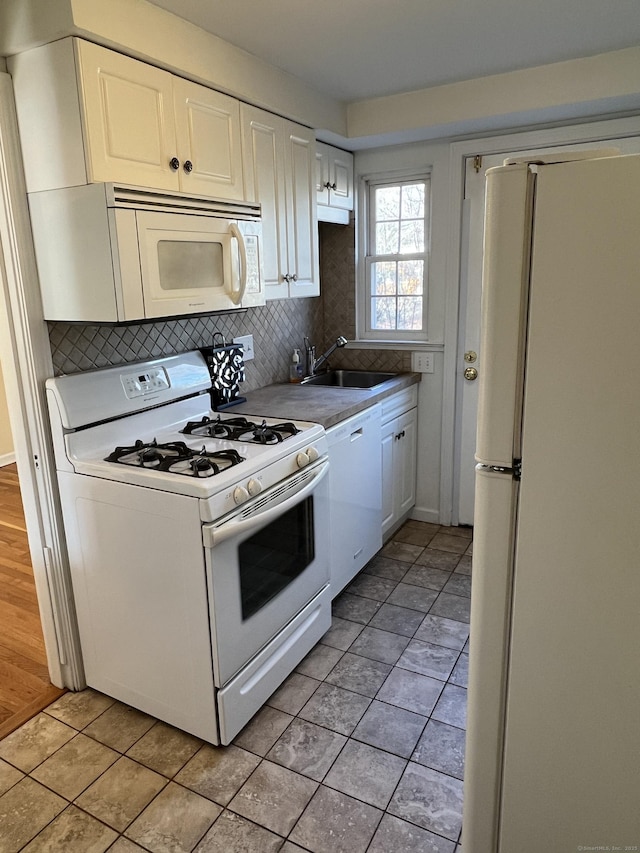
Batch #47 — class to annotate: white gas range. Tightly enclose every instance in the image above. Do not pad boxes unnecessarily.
[46,351,331,745]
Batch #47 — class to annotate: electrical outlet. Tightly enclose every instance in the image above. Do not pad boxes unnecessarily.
[412,351,434,373]
[233,334,254,361]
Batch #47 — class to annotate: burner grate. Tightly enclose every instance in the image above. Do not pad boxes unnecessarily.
[181,415,301,444]
[105,440,245,478]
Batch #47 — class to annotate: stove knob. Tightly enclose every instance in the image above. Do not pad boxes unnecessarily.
[247,478,262,496]
[306,446,319,462]
[296,451,310,468]
[233,485,250,505]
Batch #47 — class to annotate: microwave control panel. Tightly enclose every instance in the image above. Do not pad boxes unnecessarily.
[121,367,170,399]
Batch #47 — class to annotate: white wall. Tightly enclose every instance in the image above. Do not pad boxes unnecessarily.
[347,47,640,145]
[0,361,15,464]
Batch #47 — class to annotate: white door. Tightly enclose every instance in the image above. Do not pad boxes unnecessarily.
[455,137,640,526]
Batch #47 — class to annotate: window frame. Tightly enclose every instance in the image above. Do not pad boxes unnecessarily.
[357,170,431,344]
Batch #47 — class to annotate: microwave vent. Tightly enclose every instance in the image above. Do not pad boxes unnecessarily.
[106,184,262,220]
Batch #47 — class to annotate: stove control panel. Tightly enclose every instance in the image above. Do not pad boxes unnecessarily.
[121,368,170,399]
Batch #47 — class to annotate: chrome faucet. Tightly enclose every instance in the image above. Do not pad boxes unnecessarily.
[304,335,348,375]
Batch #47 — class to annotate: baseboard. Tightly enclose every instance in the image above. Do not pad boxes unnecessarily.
[410,506,440,525]
[0,451,16,467]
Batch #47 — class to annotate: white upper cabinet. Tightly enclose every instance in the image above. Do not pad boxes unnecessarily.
[10,38,244,200]
[316,141,354,224]
[242,104,319,299]
[172,76,244,199]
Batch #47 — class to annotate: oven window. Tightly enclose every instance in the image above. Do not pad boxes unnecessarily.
[157,240,224,290]
[239,496,315,620]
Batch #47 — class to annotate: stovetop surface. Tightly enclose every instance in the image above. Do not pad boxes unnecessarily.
[47,352,327,511]
[61,395,326,503]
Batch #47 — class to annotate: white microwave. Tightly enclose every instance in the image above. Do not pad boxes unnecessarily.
[28,184,266,322]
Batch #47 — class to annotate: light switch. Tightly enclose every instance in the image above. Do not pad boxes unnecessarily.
[412,351,434,373]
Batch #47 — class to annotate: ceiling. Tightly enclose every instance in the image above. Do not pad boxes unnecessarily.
[146,0,640,103]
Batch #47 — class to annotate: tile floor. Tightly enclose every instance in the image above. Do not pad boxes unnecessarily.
[0,520,471,853]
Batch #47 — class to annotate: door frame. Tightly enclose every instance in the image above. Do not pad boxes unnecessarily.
[0,72,83,689]
[442,114,640,527]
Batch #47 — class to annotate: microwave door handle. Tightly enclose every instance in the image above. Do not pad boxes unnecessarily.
[229,223,247,306]
[205,459,329,548]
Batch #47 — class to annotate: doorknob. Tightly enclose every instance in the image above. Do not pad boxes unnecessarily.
[464,367,478,381]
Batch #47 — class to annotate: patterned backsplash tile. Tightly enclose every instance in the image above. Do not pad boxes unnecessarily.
[48,221,409,385]
[49,299,323,390]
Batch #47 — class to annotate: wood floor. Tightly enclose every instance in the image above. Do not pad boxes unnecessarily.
[0,463,64,739]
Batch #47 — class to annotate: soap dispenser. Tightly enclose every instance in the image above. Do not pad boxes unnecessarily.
[289,349,303,383]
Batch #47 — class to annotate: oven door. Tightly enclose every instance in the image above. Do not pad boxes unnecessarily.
[202,457,330,688]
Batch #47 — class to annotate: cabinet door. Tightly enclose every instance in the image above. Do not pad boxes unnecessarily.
[241,105,289,299]
[173,78,244,199]
[283,121,319,298]
[329,148,354,210]
[397,408,418,518]
[76,40,179,191]
[381,418,397,534]
[315,145,331,206]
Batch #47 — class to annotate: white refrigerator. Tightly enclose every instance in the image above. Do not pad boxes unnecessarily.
[463,152,640,852]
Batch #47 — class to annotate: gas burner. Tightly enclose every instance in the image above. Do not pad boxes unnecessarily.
[105,439,192,468]
[105,440,244,478]
[181,415,254,440]
[181,416,301,445]
[250,421,301,445]
[162,448,245,479]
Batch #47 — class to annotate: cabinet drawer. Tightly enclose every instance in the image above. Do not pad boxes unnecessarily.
[381,385,418,424]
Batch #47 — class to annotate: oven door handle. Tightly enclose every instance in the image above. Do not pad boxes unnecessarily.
[204,459,329,548]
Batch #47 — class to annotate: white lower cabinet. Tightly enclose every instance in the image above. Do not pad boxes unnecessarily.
[326,405,382,597]
[381,387,418,537]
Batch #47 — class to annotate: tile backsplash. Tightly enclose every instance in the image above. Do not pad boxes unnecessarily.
[48,220,409,384]
[48,298,323,389]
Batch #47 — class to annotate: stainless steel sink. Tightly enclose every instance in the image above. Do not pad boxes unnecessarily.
[301,370,397,389]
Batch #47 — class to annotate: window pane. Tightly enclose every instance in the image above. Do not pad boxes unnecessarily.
[398,260,424,294]
[375,186,400,220]
[401,183,425,219]
[372,262,397,295]
[399,221,424,253]
[397,297,423,330]
[375,221,399,254]
[372,296,397,330]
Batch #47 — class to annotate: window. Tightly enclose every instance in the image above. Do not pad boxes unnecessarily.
[359,175,430,342]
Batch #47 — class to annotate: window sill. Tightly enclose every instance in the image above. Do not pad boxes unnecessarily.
[349,340,444,351]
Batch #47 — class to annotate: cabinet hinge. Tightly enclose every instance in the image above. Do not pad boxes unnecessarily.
[473,154,483,173]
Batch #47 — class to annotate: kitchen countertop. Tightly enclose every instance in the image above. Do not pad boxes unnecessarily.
[231,372,420,428]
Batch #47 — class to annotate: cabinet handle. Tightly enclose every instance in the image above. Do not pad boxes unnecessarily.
[395,430,405,441]
[183,159,193,173]
[282,273,291,283]
[291,273,298,282]
[330,182,337,190]
[169,157,180,171]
